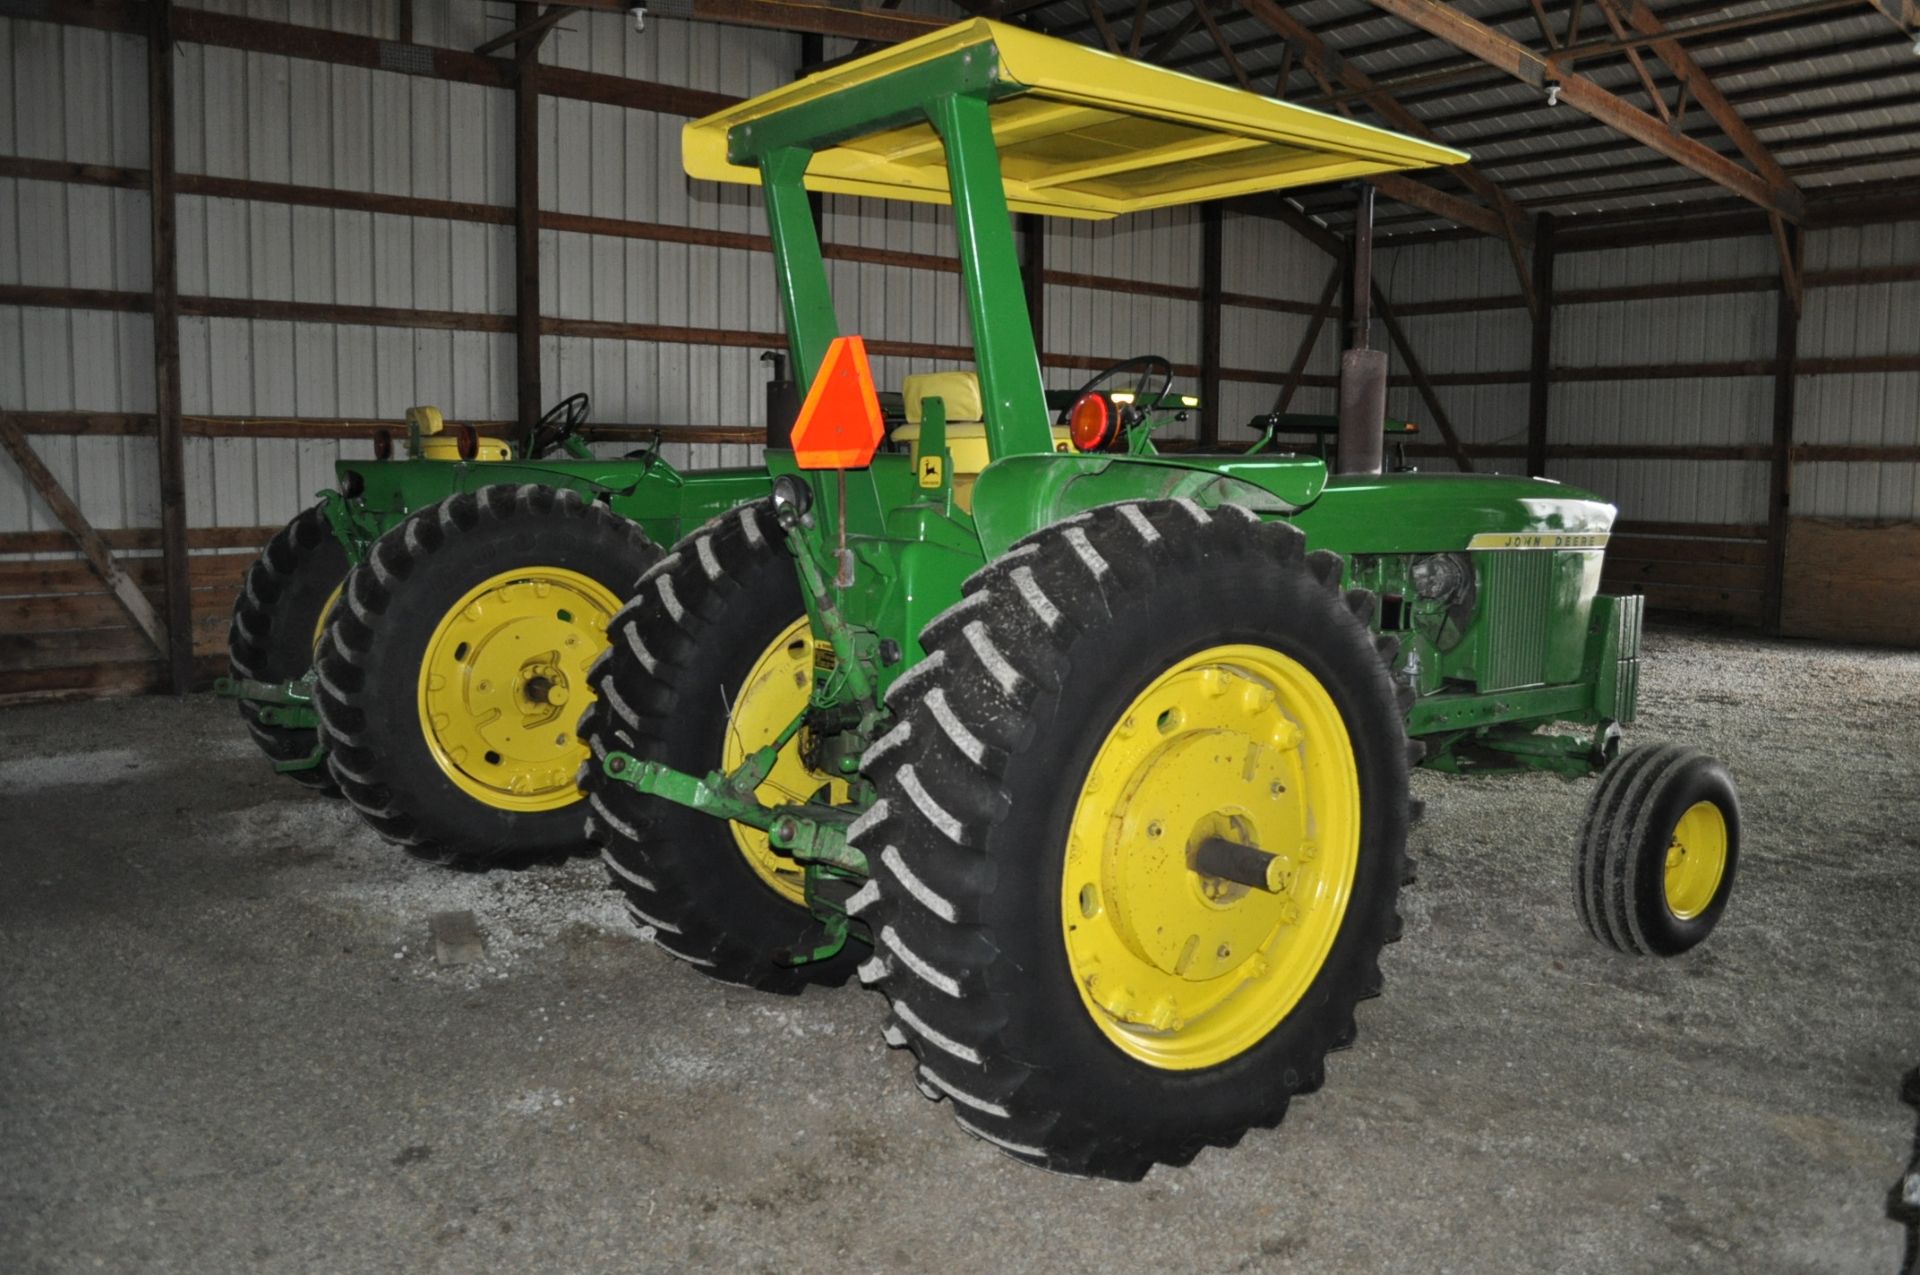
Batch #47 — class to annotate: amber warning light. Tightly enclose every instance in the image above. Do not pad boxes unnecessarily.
[791,335,885,470]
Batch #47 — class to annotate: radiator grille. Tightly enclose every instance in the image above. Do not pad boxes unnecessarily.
[1480,551,1554,691]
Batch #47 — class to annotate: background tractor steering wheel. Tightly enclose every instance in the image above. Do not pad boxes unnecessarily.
[524,392,591,459]
[1059,355,1173,432]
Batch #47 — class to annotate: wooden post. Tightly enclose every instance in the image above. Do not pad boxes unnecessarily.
[1199,202,1223,447]
[1525,212,1555,477]
[148,0,194,693]
[1763,223,1801,633]
[514,24,542,442]
[1019,213,1045,368]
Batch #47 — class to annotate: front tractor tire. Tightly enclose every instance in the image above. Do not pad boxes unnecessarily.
[1575,743,1740,956]
[313,484,660,870]
[228,503,350,792]
[854,499,1411,1179]
[578,499,855,993]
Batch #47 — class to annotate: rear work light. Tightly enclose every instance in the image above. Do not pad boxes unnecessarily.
[1068,392,1116,452]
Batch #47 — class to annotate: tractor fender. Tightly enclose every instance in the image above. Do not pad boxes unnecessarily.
[968,452,1327,559]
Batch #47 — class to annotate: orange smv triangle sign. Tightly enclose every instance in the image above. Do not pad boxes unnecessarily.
[790,335,886,470]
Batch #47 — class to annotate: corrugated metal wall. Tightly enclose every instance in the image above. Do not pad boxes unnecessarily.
[1376,235,1532,476]
[4,1,1916,690]
[1799,218,1920,522]
[0,21,156,537]
[1219,209,1337,445]
[3,3,1342,549]
[1552,236,1777,526]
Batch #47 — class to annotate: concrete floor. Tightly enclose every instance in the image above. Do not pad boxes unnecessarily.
[2,625,1916,1274]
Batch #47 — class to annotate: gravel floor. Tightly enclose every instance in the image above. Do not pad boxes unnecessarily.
[2,625,1916,1274]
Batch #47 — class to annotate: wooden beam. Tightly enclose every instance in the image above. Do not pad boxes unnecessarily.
[1192,0,1255,93]
[1080,0,1122,55]
[1526,0,1561,48]
[1200,203,1224,446]
[1772,214,1803,317]
[0,416,169,655]
[1606,0,1801,206]
[1525,212,1554,477]
[1144,9,1205,62]
[1369,171,1508,241]
[1863,0,1919,31]
[147,0,194,694]
[1238,0,1537,313]
[1020,214,1046,368]
[1125,0,1151,56]
[1592,0,1673,124]
[548,0,946,42]
[1271,262,1344,415]
[475,4,578,56]
[1372,284,1475,473]
[514,22,543,446]
[1764,225,1800,633]
[1362,0,1804,222]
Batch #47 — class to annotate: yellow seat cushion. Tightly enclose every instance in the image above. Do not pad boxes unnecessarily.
[902,371,984,424]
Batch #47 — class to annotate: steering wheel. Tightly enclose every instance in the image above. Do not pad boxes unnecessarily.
[524,392,590,459]
[1058,355,1174,440]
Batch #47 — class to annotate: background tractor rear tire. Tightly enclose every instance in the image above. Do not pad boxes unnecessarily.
[853,499,1410,1179]
[228,503,349,793]
[314,484,659,870]
[1575,743,1739,956]
[578,499,857,993]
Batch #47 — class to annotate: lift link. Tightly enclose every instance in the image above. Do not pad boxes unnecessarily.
[599,745,870,968]
[599,750,869,879]
[212,672,328,772]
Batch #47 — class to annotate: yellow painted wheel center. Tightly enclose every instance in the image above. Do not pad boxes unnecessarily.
[1062,644,1361,1072]
[416,566,619,813]
[724,616,846,907]
[1664,800,1728,920]
[313,582,343,655]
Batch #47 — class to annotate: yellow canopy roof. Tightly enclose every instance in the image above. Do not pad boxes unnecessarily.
[683,19,1466,220]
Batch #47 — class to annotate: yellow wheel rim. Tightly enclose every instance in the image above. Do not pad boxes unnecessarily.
[1061,644,1362,1072]
[416,566,619,813]
[723,616,846,907]
[1664,800,1728,920]
[313,582,343,655]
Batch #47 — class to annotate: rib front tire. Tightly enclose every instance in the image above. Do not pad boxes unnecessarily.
[1575,743,1739,956]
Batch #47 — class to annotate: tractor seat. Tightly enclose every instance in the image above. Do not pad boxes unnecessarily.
[893,372,1072,511]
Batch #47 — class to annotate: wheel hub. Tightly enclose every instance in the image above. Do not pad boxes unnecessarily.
[1664,799,1728,920]
[1062,645,1360,1070]
[417,569,619,812]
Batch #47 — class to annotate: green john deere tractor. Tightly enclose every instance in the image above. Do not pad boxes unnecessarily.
[572,20,1742,1178]
[229,17,1741,1178]
[224,397,768,867]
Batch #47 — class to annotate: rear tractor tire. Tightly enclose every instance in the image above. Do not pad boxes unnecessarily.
[578,499,857,993]
[228,503,350,792]
[854,499,1411,1179]
[314,484,660,870]
[1575,743,1739,956]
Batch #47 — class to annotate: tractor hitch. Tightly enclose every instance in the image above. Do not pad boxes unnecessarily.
[214,674,327,772]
